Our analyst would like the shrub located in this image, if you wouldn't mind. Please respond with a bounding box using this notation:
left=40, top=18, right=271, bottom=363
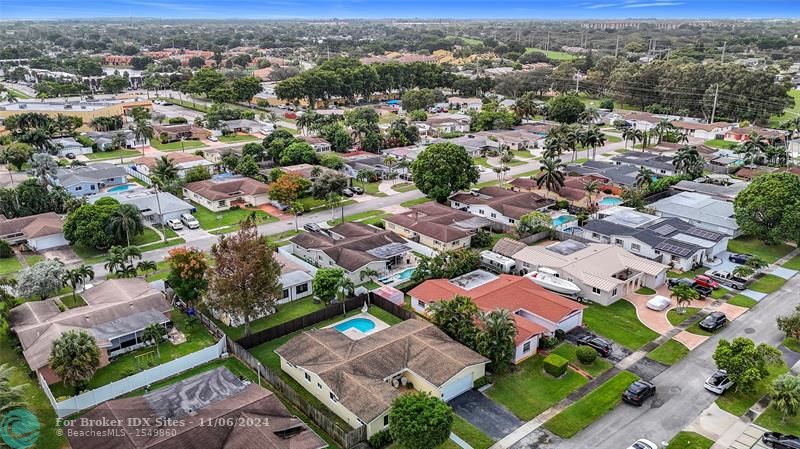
left=0, top=240, right=12, bottom=259
left=554, top=329, right=566, bottom=341
left=543, top=353, right=569, bottom=377
left=539, top=335, right=559, bottom=350
left=555, top=200, right=570, bottom=210
left=167, top=116, right=188, bottom=124
left=368, top=429, right=393, bottom=448
left=473, top=376, right=490, bottom=389
left=599, top=99, right=614, bottom=111
left=576, top=346, right=598, bottom=364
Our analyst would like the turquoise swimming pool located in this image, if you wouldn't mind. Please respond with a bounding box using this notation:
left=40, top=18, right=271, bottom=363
left=599, top=196, right=623, bottom=207
left=108, top=184, right=132, bottom=193
left=379, top=267, right=415, bottom=284
left=335, top=317, right=376, bottom=333
left=552, top=215, right=577, bottom=227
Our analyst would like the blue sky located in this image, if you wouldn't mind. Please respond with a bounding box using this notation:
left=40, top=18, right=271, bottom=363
left=1, top=0, right=799, bottom=20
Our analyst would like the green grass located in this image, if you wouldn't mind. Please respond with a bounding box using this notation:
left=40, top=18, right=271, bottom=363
left=392, top=182, right=417, bottom=193
left=85, top=149, right=141, bottom=160
left=60, top=293, right=87, bottom=309
left=728, top=294, right=758, bottom=308
left=543, top=371, right=639, bottom=438
left=474, top=157, right=493, bottom=168
left=156, top=97, right=210, bottom=112
left=130, top=227, right=162, bottom=246
left=782, top=254, right=800, bottom=270
left=711, top=288, right=729, bottom=299
left=703, top=139, right=739, bottom=150
left=5, top=86, right=32, bottom=99
left=49, top=311, right=215, bottom=398
left=190, top=202, right=275, bottom=231
left=604, top=135, right=622, bottom=143
left=25, top=254, right=44, bottom=266
left=749, top=274, right=786, bottom=294
left=583, top=300, right=659, bottom=350
left=137, top=237, right=186, bottom=251
left=366, top=305, right=403, bottom=325
left=667, top=431, right=714, bottom=449
left=355, top=180, right=387, bottom=197
left=218, top=134, right=258, bottom=143
left=551, top=342, right=613, bottom=377
left=667, top=307, right=700, bottom=326
left=716, top=363, right=788, bottom=416
left=728, top=236, right=793, bottom=264
left=667, top=266, right=707, bottom=279
left=327, top=210, right=386, bottom=226
left=0, top=256, right=22, bottom=275
left=214, top=296, right=326, bottom=341
left=756, top=402, right=800, bottom=435
left=401, top=197, right=433, bottom=207
left=635, top=287, right=656, bottom=295
left=647, top=339, right=689, bottom=366
left=685, top=320, right=714, bottom=337
left=769, top=89, right=800, bottom=127
left=151, top=139, right=207, bottom=151
left=448, top=35, right=484, bottom=46
left=784, top=337, right=800, bottom=353
left=525, top=47, right=577, bottom=61
left=451, top=415, right=495, bottom=449
left=573, top=158, right=589, bottom=165
left=295, top=196, right=356, bottom=213
left=486, top=354, right=588, bottom=420
left=512, top=150, right=533, bottom=159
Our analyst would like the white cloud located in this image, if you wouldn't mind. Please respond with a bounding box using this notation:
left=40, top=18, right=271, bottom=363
left=622, top=1, right=684, bottom=7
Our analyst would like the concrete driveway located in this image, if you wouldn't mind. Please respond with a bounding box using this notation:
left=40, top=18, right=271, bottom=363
left=449, top=390, right=523, bottom=440
left=564, top=327, right=633, bottom=363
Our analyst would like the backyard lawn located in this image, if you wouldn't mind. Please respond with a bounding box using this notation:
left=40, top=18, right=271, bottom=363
left=218, top=134, right=258, bottom=143
left=716, top=363, right=788, bottom=416
left=0, top=257, right=22, bottom=275
left=60, top=293, right=87, bottom=309
left=525, top=47, right=576, bottom=61
left=486, top=354, right=588, bottom=420
left=85, top=149, right=141, bottom=160
left=749, top=274, right=786, bottom=294
left=551, top=342, right=613, bottom=377
left=401, top=197, right=433, bottom=208
left=728, top=294, right=758, bottom=308
left=214, top=297, right=326, bottom=341
left=583, top=300, right=659, bottom=350
left=667, top=308, right=700, bottom=326
left=702, top=139, right=739, bottom=150
left=151, top=139, right=207, bottom=152
left=190, top=202, right=275, bottom=231
left=130, top=227, right=162, bottom=246
left=783, top=254, right=800, bottom=270
left=647, top=339, right=689, bottom=366
left=543, top=370, right=639, bottom=438
left=727, top=236, right=794, bottom=264
left=667, top=431, right=714, bottom=449
left=452, top=415, right=495, bottom=449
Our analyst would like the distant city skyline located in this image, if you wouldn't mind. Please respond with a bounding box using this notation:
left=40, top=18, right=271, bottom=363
left=2, top=0, right=799, bottom=20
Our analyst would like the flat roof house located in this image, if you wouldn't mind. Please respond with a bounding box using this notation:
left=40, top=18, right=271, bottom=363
left=67, top=367, right=327, bottom=449
left=383, top=202, right=491, bottom=251
left=671, top=179, right=748, bottom=202
left=300, top=136, right=333, bottom=153
left=8, top=278, right=170, bottom=384
left=409, top=270, right=585, bottom=364
left=432, top=134, right=495, bottom=157
left=220, top=118, right=271, bottom=134
left=131, top=152, right=214, bottom=181
left=649, top=191, right=740, bottom=237
left=671, top=121, right=732, bottom=140
left=449, top=186, right=554, bottom=231
left=183, top=175, right=270, bottom=212
left=497, top=239, right=668, bottom=306
left=565, top=160, right=639, bottom=187
left=50, top=163, right=128, bottom=197
left=289, top=222, right=415, bottom=283
left=276, top=319, right=488, bottom=437
left=611, top=151, right=676, bottom=177
left=0, top=212, right=68, bottom=251
left=724, top=126, right=787, bottom=143
left=152, top=123, right=210, bottom=142
left=84, top=130, right=140, bottom=149
left=91, top=189, right=194, bottom=225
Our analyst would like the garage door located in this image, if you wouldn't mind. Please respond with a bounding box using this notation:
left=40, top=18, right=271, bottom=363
left=442, top=373, right=474, bottom=402
left=558, top=311, right=583, bottom=332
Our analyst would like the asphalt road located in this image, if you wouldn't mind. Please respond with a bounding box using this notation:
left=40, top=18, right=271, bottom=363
left=511, top=274, right=800, bottom=449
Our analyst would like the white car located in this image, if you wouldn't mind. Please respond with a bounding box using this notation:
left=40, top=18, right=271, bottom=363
left=627, top=439, right=658, bottom=449
left=208, top=135, right=219, bottom=142
left=180, top=213, right=200, bottom=229
left=166, top=218, right=183, bottom=231
left=704, top=369, right=735, bottom=394
left=646, top=295, right=671, bottom=311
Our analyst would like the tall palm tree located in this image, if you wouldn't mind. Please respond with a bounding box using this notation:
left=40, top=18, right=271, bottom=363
left=137, top=260, right=157, bottom=278
left=632, top=128, right=644, bottom=150
left=579, top=107, right=600, bottom=125
left=383, top=156, right=398, bottom=183
left=360, top=268, right=379, bottom=283
left=133, top=119, right=154, bottom=156
left=107, top=203, right=144, bottom=247
left=622, top=127, right=636, bottom=150
left=0, top=363, right=26, bottom=414
left=769, top=374, right=800, bottom=420
left=583, top=179, right=601, bottom=215
left=61, top=265, right=94, bottom=304
left=671, top=284, right=699, bottom=314
left=30, top=153, right=58, bottom=186
left=536, top=157, right=566, bottom=199
left=335, top=275, right=355, bottom=314
left=104, top=246, right=126, bottom=273
left=635, top=167, right=655, bottom=187
left=152, top=156, right=179, bottom=186
left=141, top=323, right=165, bottom=359
left=673, top=146, right=704, bottom=179
left=477, top=309, right=516, bottom=373
left=49, top=330, right=101, bottom=394
left=584, top=126, right=606, bottom=160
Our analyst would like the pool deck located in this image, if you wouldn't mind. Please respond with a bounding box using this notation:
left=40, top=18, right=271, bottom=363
left=327, top=311, right=390, bottom=340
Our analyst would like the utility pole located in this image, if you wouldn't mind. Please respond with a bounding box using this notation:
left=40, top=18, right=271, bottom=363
left=615, top=36, right=620, bottom=58
left=710, top=84, right=720, bottom=123
left=575, top=74, right=580, bottom=93
left=546, top=32, right=550, bottom=52
left=720, top=41, right=727, bottom=64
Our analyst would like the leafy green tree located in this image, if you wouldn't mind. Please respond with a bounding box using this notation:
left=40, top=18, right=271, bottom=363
left=547, top=94, right=585, bottom=124
left=321, top=124, right=353, bottom=152
left=49, top=330, right=101, bottom=394
left=401, top=89, right=437, bottom=112
left=184, top=166, right=212, bottom=183
left=0, top=142, right=33, bottom=184
left=777, top=305, right=800, bottom=340
left=280, top=142, right=318, bottom=166
left=713, top=337, right=782, bottom=393
left=188, top=67, right=226, bottom=97
left=770, top=374, right=800, bottom=419
left=0, top=363, right=26, bottom=414
left=516, top=210, right=552, bottom=237
left=312, top=268, right=347, bottom=304
left=166, top=246, right=209, bottom=305
left=734, top=173, right=800, bottom=244
left=235, top=155, right=260, bottom=177
left=411, top=249, right=480, bottom=283
left=242, top=142, right=267, bottom=162
left=64, top=197, right=123, bottom=248
left=410, top=142, right=479, bottom=203
left=429, top=295, right=480, bottom=349
left=389, top=392, right=453, bottom=449
left=319, top=153, right=345, bottom=170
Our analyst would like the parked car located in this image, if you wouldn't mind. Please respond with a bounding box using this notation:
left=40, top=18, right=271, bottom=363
left=729, top=253, right=753, bottom=264
left=762, top=432, right=800, bottom=449
left=166, top=218, right=183, bottom=231
left=180, top=213, right=200, bottom=229
left=65, top=153, right=76, bottom=160
left=699, top=311, right=728, bottom=332
left=667, top=278, right=695, bottom=289
left=208, top=135, right=219, bottom=142
left=627, top=439, right=658, bottom=449
left=576, top=335, right=613, bottom=357
left=646, top=295, right=671, bottom=311
left=705, top=270, right=748, bottom=290
left=350, top=186, right=364, bottom=195
left=694, top=284, right=713, bottom=298
left=704, top=369, right=734, bottom=394
left=304, top=223, right=322, bottom=233
left=694, top=275, right=720, bottom=290
left=272, top=200, right=289, bottom=211
left=622, top=380, right=656, bottom=406
left=341, top=188, right=355, bottom=197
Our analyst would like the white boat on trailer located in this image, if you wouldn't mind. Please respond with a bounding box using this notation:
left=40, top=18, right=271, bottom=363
left=525, top=267, right=582, bottom=296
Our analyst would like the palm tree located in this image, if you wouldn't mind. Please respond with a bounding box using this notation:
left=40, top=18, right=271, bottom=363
left=673, top=146, right=704, bottom=178
left=137, top=260, right=157, bottom=278
left=622, top=127, right=636, bottom=150
left=584, top=126, right=606, bottom=160
left=30, top=153, right=58, bottom=186
left=583, top=179, right=601, bottom=215
left=133, top=119, right=154, bottom=156
left=632, top=129, right=644, bottom=150
left=536, top=157, right=566, bottom=199
left=770, top=374, right=800, bottom=420
left=152, top=156, right=179, bottom=186
left=383, top=156, right=398, bottom=183
left=104, top=246, right=125, bottom=273
left=653, top=120, right=674, bottom=144
left=579, top=107, right=600, bottom=125
left=477, top=309, right=516, bottom=373
left=111, top=131, right=127, bottom=150
left=107, top=203, right=144, bottom=247
left=49, top=330, right=101, bottom=394
left=671, top=284, right=699, bottom=314
left=0, top=363, right=26, bottom=414
left=765, top=145, right=789, bottom=167
left=360, top=268, right=379, bottom=283
left=141, top=323, right=165, bottom=359
left=264, top=111, right=279, bottom=130
left=115, top=263, right=139, bottom=279
left=61, top=265, right=94, bottom=304
left=635, top=167, right=655, bottom=187
left=335, top=276, right=356, bottom=314
left=733, top=256, right=768, bottom=279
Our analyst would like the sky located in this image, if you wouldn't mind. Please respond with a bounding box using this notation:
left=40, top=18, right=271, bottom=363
left=1, top=0, right=800, bottom=20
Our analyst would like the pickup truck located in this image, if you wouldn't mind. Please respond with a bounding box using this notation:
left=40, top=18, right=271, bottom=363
left=704, top=270, right=748, bottom=290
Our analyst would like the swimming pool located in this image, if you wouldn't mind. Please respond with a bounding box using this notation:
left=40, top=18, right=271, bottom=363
left=108, top=184, right=132, bottom=193
left=334, top=317, right=376, bottom=333
left=552, top=215, right=577, bottom=227
left=378, top=267, right=415, bottom=284
left=599, top=196, right=623, bottom=207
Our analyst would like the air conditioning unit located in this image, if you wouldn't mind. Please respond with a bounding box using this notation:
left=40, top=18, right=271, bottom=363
left=391, top=378, right=400, bottom=388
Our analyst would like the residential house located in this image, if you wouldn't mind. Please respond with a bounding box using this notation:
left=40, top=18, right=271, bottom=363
left=383, top=145, right=424, bottom=162
left=671, top=179, right=748, bottom=202
left=131, top=152, right=214, bottom=180
left=581, top=206, right=729, bottom=271
left=414, top=113, right=471, bottom=137
left=276, top=319, right=488, bottom=437
left=67, top=367, right=327, bottom=449
left=0, top=212, right=68, bottom=251
left=220, top=118, right=271, bottom=134
left=510, top=174, right=619, bottom=209
left=724, top=126, right=787, bottom=143
left=84, top=130, right=140, bottom=149
left=278, top=163, right=339, bottom=180
left=289, top=222, right=416, bottom=283
left=300, top=136, right=332, bottom=153
left=649, top=191, right=740, bottom=237
left=383, top=202, right=491, bottom=251
left=611, top=151, right=676, bottom=176
left=671, top=121, right=732, bottom=140
left=341, top=153, right=400, bottom=180
left=8, top=278, right=170, bottom=384
left=48, top=137, right=93, bottom=158
left=449, top=186, right=554, bottom=231
left=50, top=163, right=128, bottom=197
left=433, top=134, right=495, bottom=157
left=183, top=176, right=270, bottom=212
left=623, top=112, right=680, bottom=131
left=92, top=189, right=194, bottom=225
left=565, top=160, right=639, bottom=187
left=496, top=239, right=668, bottom=306
left=409, top=270, right=585, bottom=363
left=152, top=123, right=210, bottom=142
left=447, top=96, right=483, bottom=111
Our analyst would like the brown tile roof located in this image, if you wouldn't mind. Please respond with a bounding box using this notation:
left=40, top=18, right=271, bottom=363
left=492, top=237, right=527, bottom=258
left=132, top=152, right=207, bottom=170
left=0, top=212, right=63, bottom=239
left=671, top=121, right=731, bottom=131
left=276, top=319, right=488, bottom=423
left=384, top=202, right=482, bottom=243
left=184, top=177, right=268, bottom=201
left=727, top=126, right=787, bottom=139
left=450, top=187, right=554, bottom=220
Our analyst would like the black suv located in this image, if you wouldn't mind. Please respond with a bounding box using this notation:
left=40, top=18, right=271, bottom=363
left=729, top=253, right=753, bottom=264
left=576, top=335, right=613, bottom=357
left=763, top=432, right=800, bottom=449
left=622, top=380, right=656, bottom=406
left=667, top=278, right=711, bottom=298
left=303, top=223, right=322, bottom=233
left=699, top=312, right=728, bottom=332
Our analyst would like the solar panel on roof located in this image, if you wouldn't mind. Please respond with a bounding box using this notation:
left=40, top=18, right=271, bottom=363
left=655, top=242, right=693, bottom=257
left=652, top=224, right=677, bottom=236
left=366, top=243, right=412, bottom=259
left=685, top=227, right=721, bottom=240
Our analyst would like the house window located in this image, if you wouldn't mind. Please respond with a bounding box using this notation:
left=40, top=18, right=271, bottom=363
left=418, top=300, right=426, bottom=308
left=75, top=186, right=82, bottom=191
left=318, top=383, right=322, bottom=389
left=523, top=341, right=531, bottom=353
left=592, top=287, right=601, bottom=295
left=218, top=200, right=226, bottom=207
left=631, top=244, right=640, bottom=252
left=490, top=213, right=497, bottom=218
left=612, top=288, right=618, bottom=296
left=296, top=283, right=309, bottom=294
left=654, top=250, right=661, bottom=255
left=509, top=219, right=516, bottom=224
left=282, top=289, right=289, bottom=299
left=592, top=233, right=600, bottom=239
left=478, top=209, right=484, bottom=215
left=304, top=372, right=311, bottom=382
left=384, top=415, right=389, bottom=427
left=614, top=239, right=623, bottom=246
left=330, top=392, right=338, bottom=403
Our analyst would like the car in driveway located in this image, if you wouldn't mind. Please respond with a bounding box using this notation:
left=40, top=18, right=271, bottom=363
left=704, top=369, right=734, bottom=394
left=627, top=439, right=658, bottom=449
left=762, top=432, right=800, bottom=448
left=271, top=200, right=289, bottom=211
left=646, top=295, right=671, bottom=311
left=668, top=278, right=711, bottom=298
left=350, top=186, right=364, bottom=195
left=622, top=380, right=656, bottom=406
left=694, top=275, right=720, bottom=290
left=341, top=187, right=355, bottom=197
left=303, top=223, right=322, bottom=233
left=699, top=311, right=728, bottom=332
left=166, top=218, right=183, bottom=231
left=180, top=213, right=200, bottom=229
left=729, top=253, right=753, bottom=264
left=576, top=335, right=613, bottom=357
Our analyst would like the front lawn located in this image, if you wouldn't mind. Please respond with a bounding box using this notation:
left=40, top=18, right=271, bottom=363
left=486, top=354, right=588, bottom=420
left=392, top=182, right=417, bottom=193
left=647, top=339, right=689, bottom=366
left=543, top=371, right=639, bottom=438
left=583, top=300, right=659, bottom=350
left=551, top=342, right=613, bottom=377
left=685, top=321, right=714, bottom=337
left=667, top=431, right=714, bottom=449
left=703, top=139, right=739, bottom=150
left=190, top=202, right=275, bottom=231
left=783, top=254, right=800, bottom=270
left=667, top=266, right=707, bottom=279
left=451, top=414, right=494, bottom=449
left=711, top=288, right=729, bottom=299
left=749, top=274, right=786, bottom=294
left=512, top=150, right=533, bottom=159
left=401, top=197, right=433, bottom=208
left=0, top=257, right=22, bottom=275
left=784, top=337, right=800, bottom=353
left=635, top=287, right=656, bottom=295
left=215, top=297, right=326, bottom=341
left=130, top=227, right=162, bottom=246
left=755, top=402, right=800, bottom=436
left=716, top=363, right=788, bottom=416
left=328, top=210, right=386, bottom=226
left=474, top=157, right=493, bottom=168
left=728, top=236, right=793, bottom=264
left=667, top=308, right=700, bottom=326
left=355, top=180, right=387, bottom=197
left=151, top=139, right=207, bottom=152
left=60, top=293, right=87, bottom=309
left=218, top=134, right=258, bottom=143
left=85, top=149, right=141, bottom=160
left=728, top=294, right=758, bottom=308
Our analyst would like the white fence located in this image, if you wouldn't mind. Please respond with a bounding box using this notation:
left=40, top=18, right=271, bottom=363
left=278, top=245, right=318, bottom=275
left=403, top=239, right=438, bottom=257
left=124, top=164, right=152, bottom=185
left=40, top=337, right=227, bottom=418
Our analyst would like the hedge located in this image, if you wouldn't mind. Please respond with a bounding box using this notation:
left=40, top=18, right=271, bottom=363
left=543, top=353, right=569, bottom=377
